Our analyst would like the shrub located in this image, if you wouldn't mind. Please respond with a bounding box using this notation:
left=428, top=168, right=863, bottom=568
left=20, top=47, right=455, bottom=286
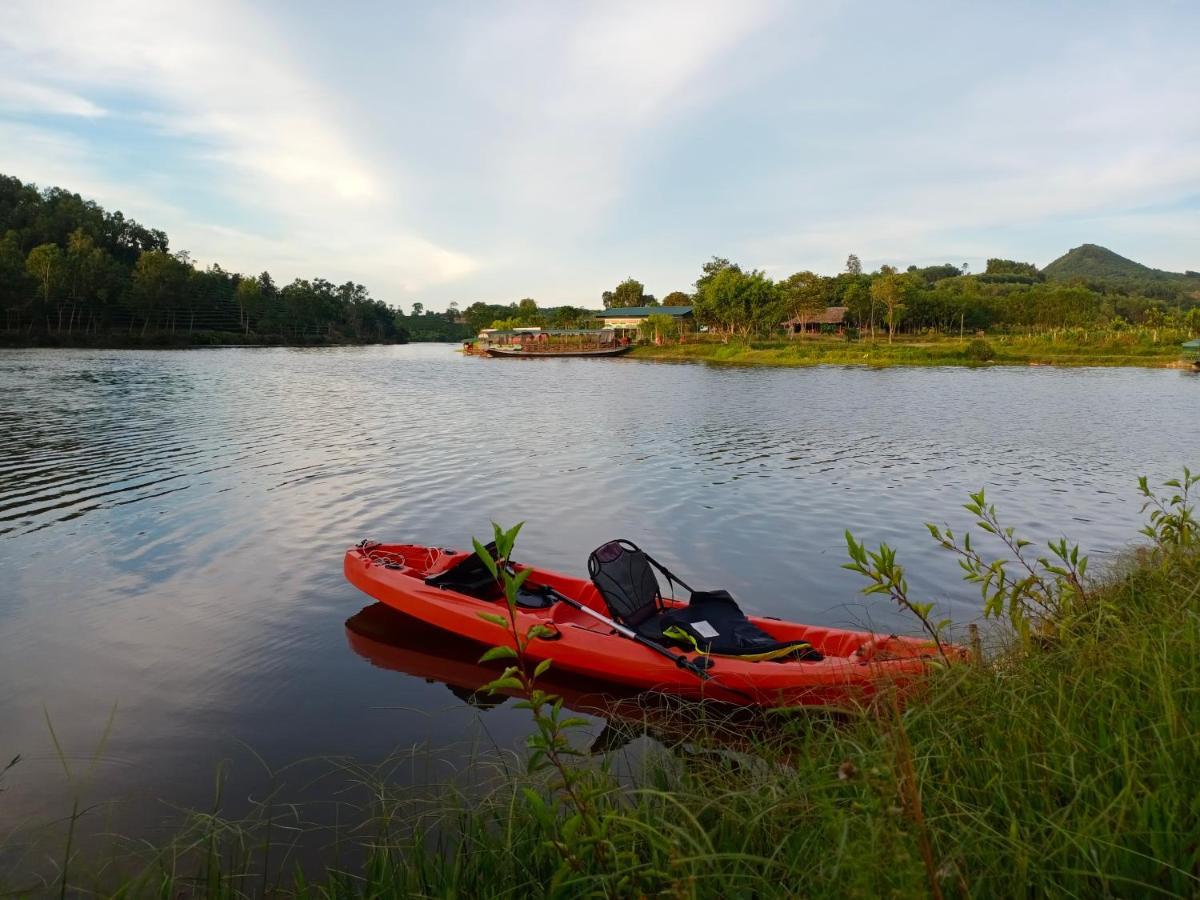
left=964, top=338, right=996, bottom=362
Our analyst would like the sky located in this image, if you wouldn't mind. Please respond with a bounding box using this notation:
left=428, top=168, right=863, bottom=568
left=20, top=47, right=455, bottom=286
left=1, top=0, right=1197, bottom=311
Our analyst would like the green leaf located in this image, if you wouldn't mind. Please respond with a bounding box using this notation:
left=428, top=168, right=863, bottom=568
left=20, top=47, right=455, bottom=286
left=521, top=787, right=552, bottom=826
left=477, top=611, right=508, bottom=627
left=482, top=676, right=524, bottom=693
left=471, top=538, right=499, bottom=578
left=534, top=658, right=553, bottom=678
left=478, top=645, right=517, bottom=663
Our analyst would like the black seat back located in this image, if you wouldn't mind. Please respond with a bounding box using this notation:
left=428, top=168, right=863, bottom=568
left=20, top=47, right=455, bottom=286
left=588, top=540, right=662, bottom=626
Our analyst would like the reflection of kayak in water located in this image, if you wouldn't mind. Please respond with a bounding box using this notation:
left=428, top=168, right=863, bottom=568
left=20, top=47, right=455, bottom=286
left=345, top=601, right=645, bottom=713
left=344, top=603, right=764, bottom=755
left=344, top=542, right=956, bottom=708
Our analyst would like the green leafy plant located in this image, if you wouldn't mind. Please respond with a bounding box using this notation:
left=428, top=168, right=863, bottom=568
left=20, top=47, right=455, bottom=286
left=847, top=488, right=1091, bottom=648
left=843, top=534, right=950, bottom=658
left=1139, top=467, right=1198, bottom=549
left=927, top=490, right=1089, bottom=643
left=471, top=523, right=613, bottom=883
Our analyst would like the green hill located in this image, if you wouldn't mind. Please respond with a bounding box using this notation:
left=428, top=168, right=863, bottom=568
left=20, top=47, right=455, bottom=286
left=1043, top=243, right=1196, bottom=283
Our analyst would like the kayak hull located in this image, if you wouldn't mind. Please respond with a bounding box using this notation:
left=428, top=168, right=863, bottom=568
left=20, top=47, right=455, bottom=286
left=343, top=543, right=954, bottom=707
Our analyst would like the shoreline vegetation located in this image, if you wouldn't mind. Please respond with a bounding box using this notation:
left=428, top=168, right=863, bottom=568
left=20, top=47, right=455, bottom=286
left=4, top=473, right=1198, bottom=897
left=5, top=173, right=1199, bottom=357
left=630, top=331, right=1195, bottom=369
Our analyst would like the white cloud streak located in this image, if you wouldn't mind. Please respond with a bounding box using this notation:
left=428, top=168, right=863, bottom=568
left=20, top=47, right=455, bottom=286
left=0, top=80, right=106, bottom=118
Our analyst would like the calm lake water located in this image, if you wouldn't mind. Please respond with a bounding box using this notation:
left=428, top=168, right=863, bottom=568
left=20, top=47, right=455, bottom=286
left=1, top=345, right=1196, bottom=839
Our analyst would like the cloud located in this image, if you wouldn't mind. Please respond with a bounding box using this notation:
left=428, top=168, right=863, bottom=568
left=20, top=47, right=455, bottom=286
left=456, top=0, right=786, bottom=223
left=744, top=25, right=1200, bottom=276
left=0, top=121, right=182, bottom=220
left=0, top=0, right=473, bottom=294
left=0, top=2, right=1194, bottom=301
left=0, top=81, right=106, bottom=118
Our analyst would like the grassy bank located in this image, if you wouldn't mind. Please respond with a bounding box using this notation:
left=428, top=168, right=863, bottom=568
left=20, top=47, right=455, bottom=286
left=6, top=479, right=1199, bottom=897
left=631, top=332, right=1193, bottom=369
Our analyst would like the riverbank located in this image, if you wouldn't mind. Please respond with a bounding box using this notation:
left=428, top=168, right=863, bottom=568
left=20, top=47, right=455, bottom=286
left=7, top=474, right=1198, bottom=897
left=631, top=333, right=1192, bottom=368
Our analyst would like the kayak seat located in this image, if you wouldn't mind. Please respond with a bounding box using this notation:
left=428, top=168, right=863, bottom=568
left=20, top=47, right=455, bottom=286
left=425, top=544, right=554, bottom=609
left=588, top=540, right=822, bottom=662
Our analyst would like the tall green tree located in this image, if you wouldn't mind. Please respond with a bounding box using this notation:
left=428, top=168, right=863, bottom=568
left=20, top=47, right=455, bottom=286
left=662, top=291, right=691, bottom=306
left=695, top=268, right=779, bottom=340
left=25, top=242, right=63, bottom=329
left=607, top=277, right=646, bottom=308
left=870, top=272, right=917, bottom=343
left=694, top=257, right=741, bottom=296
left=234, top=275, right=264, bottom=334
left=131, top=249, right=190, bottom=335
left=550, top=305, right=592, bottom=328
left=0, top=230, right=30, bottom=328
left=779, top=271, right=828, bottom=332
left=516, top=298, right=539, bottom=322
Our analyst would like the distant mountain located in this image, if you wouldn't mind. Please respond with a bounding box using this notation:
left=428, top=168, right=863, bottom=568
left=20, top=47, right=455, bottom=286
left=1043, top=244, right=1197, bottom=284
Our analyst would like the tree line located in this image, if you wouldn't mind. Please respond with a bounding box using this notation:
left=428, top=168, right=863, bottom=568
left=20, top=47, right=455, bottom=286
left=1, top=174, right=405, bottom=344
left=639, top=254, right=1200, bottom=341
left=462, top=256, right=1200, bottom=345
left=6, top=172, right=1196, bottom=347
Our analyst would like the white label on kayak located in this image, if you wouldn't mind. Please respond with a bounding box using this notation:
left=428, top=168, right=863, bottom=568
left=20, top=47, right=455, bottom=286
left=691, top=620, right=719, bottom=639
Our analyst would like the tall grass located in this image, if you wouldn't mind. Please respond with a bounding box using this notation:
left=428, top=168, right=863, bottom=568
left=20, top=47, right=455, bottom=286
left=5, top=485, right=1200, bottom=897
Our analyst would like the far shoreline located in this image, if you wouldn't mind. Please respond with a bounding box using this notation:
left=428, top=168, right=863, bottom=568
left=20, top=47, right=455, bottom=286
left=629, top=336, right=1195, bottom=371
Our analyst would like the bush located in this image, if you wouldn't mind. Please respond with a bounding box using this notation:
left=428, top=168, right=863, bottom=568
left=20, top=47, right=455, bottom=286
left=964, top=338, right=996, bottom=362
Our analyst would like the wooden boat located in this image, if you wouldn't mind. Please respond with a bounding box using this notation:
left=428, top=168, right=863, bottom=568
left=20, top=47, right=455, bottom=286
left=344, top=542, right=956, bottom=707
left=484, top=345, right=632, bottom=359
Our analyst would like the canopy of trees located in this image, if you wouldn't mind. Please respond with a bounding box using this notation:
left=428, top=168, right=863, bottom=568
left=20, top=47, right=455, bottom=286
left=602, top=277, right=657, bottom=308
left=684, top=252, right=1198, bottom=339
left=0, top=173, right=405, bottom=343
left=460, top=299, right=598, bottom=334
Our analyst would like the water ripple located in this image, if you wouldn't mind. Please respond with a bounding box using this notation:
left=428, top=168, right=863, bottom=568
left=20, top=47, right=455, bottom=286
left=0, top=346, right=1196, bottom=836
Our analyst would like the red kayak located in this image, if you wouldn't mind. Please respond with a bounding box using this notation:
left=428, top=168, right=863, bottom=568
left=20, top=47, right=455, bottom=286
left=343, top=541, right=954, bottom=707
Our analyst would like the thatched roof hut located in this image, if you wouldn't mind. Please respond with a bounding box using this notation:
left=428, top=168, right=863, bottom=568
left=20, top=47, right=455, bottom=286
left=782, top=306, right=848, bottom=333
